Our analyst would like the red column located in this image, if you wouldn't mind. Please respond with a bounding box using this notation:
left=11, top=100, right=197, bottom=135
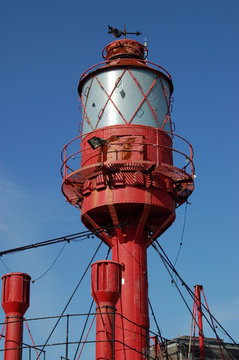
left=91, top=260, right=122, bottom=360
left=194, top=285, right=205, bottom=360
left=1, top=273, right=31, bottom=360
left=112, top=227, right=149, bottom=360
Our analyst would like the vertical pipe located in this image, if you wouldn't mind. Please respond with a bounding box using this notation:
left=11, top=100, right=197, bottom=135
left=165, top=339, right=168, bottom=360
left=194, top=285, right=205, bottom=360
left=156, top=129, right=159, bottom=167
left=112, top=310, right=115, bottom=360
left=152, top=336, right=158, bottom=359
left=91, top=261, right=122, bottom=360
left=112, top=226, right=149, bottom=360
left=64, top=147, right=67, bottom=178
left=65, top=314, right=69, bottom=360
left=1, top=273, right=31, bottom=360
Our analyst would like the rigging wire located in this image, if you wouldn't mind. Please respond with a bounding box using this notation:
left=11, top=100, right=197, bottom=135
left=1, top=220, right=236, bottom=357
left=0, top=230, right=91, bottom=256
left=24, top=319, right=41, bottom=360
left=37, top=240, right=104, bottom=359
left=201, top=289, right=226, bottom=360
left=153, top=241, right=229, bottom=359
left=152, top=241, right=196, bottom=325
left=148, top=298, right=172, bottom=360
left=172, top=201, right=188, bottom=274
left=173, top=267, right=236, bottom=345
left=155, top=238, right=237, bottom=345
left=32, top=242, right=68, bottom=283
left=152, top=239, right=236, bottom=359
left=32, top=233, right=99, bottom=283
left=148, top=298, right=163, bottom=342
left=0, top=224, right=116, bottom=257
left=73, top=246, right=111, bottom=360
left=73, top=299, right=94, bottom=360
left=0, top=257, right=12, bottom=272
left=0, top=339, right=155, bottom=360
left=76, top=314, right=96, bottom=360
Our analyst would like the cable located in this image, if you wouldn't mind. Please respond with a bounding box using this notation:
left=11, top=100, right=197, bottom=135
left=169, top=249, right=238, bottom=348
left=148, top=298, right=173, bottom=360
left=105, top=246, right=111, bottom=259
left=152, top=240, right=237, bottom=358
left=0, top=323, right=5, bottom=344
left=0, top=224, right=117, bottom=257
left=158, top=238, right=237, bottom=351
left=148, top=298, right=163, bottom=342
left=32, top=242, right=68, bottom=283
left=172, top=202, right=188, bottom=272
left=37, top=240, right=103, bottom=359
left=0, top=230, right=91, bottom=256
left=152, top=242, right=225, bottom=358
left=24, top=319, right=41, bottom=359
left=0, top=257, right=12, bottom=272
left=76, top=314, right=96, bottom=360
left=73, top=300, right=94, bottom=360
left=152, top=241, right=196, bottom=324
left=73, top=246, right=110, bottom=360
left=0, top=339, right=154, bottom=360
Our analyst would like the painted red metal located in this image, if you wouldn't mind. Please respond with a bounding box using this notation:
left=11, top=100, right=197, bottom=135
left=1, top=272, right=31, bottom=360
left=194, top=285, right=205, bottom=360
left=91, top=260, right=122, bottom=360
left=61, top=38, right=195, bottom=359
left=102, top=39, right=146, bottom=60
left=111, top=226, right=149, bottom=359
left=61, top=124, right=194, bottom=240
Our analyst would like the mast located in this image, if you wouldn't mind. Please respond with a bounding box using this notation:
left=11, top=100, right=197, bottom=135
left=194, top=285, right=205, bottom=360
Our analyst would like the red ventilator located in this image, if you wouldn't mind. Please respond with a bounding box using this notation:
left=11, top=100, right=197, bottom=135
left=91, top=260, right=122, bottom=360
left=2, top=272, right=31, bottom=360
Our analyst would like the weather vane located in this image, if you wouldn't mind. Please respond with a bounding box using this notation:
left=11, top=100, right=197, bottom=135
left=108, top=25, right=142, bottom=39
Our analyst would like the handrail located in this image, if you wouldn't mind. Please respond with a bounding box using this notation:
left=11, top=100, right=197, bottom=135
left=0, top=311, right=166, bottom=341
left=78, top=59, right=172, bottom=84
left=61, top=147, right=194, bottom=180
left=61, top=130, right=195, bottom=180
left=145, top=60, right=172, bottom=80
left=79, top=61, right=108, bottom=81
left=60, top=150, right=82, bottom=178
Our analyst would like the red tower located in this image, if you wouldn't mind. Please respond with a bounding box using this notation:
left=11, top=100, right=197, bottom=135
left=61, top=36, right=194, bottom=359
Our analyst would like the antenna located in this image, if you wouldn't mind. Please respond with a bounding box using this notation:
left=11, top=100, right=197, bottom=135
left=108, top=25, right=142, bottom=39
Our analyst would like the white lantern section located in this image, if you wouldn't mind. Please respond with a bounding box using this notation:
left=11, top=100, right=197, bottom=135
left=81, top=67, right=171, bottom=135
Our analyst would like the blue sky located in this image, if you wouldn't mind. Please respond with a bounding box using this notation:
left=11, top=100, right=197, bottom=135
left=1, top=0, right=239, bottom=358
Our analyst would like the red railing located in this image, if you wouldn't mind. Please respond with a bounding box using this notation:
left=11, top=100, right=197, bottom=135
left=60, top=129, right=195, bottom=181
left=79, top=59, right=172, bottom=82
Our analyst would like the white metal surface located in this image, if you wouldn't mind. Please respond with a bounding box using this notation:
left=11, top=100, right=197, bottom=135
left=81, top=68, right=171, bottom=134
